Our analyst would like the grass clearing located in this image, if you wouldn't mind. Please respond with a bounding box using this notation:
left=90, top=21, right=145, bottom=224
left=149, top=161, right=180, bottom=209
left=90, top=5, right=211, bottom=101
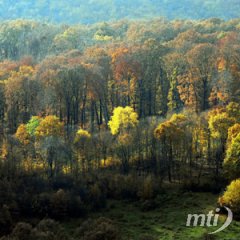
left=64, top=190, right=240, bottom=239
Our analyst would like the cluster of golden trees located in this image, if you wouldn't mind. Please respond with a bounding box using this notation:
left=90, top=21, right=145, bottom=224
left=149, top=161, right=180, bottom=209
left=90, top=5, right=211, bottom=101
left=3, top=101, right=236, bottom=187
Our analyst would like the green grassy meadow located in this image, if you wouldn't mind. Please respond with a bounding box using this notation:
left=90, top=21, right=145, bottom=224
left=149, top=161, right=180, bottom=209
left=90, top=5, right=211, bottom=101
left=64, top=191, right=240, bottom=240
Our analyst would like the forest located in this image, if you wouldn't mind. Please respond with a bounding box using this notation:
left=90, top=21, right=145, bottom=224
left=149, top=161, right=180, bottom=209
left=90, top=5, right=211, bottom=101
left=0, top=16, right=240, bottom=240
left=0, top=0, right=240, bottom=23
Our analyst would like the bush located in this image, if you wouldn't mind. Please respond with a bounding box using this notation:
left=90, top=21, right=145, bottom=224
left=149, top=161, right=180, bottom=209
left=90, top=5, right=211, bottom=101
left=122, top=175, right=138, bottom=199
left=0, top=236, right=17, bottom=240
left=52, top=175, right=74, bottom=190
left=36, top=219, right=60, bottom=233
left=0, top=180, right=15, bottom=207
left=29, top=229, right=55, bottom=240
left=0, top=205, right=13, bottom=236
left=67, top=194, right=85, bottom=218
left=75, top=217, right=120, bottom=240
left=107, top=174, right=139, bottom=200
left=107, top=174, right=158, bottom=200
left=34, top=219, right=69, bottom=240
left=31, top=189, right=86, bottom=219
left=181, top=176, right=224, bottom=193
left=32, top=192, right=52, bottom=218
left=11, top=222, right=32, bottom=240
left=107, top=174, right=125, bottom=199
left=2, top=219, right=69, bottom=240
left=88, top=183, right=106, bottom=210
left=51, top=189, right=68, bottom=219
left=138, top=176, right=155, bottom=200
left=219, top=179, right=240, bottom=215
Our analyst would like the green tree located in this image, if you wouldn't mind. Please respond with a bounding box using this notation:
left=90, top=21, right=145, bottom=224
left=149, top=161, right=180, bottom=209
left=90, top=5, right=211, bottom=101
left=26, top=116, right=41, bottom=136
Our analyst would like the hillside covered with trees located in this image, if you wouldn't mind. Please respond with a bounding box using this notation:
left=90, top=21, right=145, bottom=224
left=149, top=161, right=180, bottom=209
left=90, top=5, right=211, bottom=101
left=0, top=0, right=240, bottom=23
left=0, top=10, right=240, bottom=240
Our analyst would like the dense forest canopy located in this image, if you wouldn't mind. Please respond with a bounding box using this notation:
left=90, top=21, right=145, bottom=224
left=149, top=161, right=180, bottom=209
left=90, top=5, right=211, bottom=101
left=0, top=17, right=239, bottom=184
left=0, top=17, right=239, bottom=130
left=0, top=0, right=240, bottom=23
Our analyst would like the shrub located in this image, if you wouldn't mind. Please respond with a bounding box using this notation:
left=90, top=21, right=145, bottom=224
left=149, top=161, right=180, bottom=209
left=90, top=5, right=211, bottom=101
left=88, top=183, right=106, bottom=210
left=0, top=236, right=17, bottom=240
left=219, top=179, right=240, bottom=215
left=138, top=176, right=155, bottom=200
left=67, top=194, right=85, bottom=217
left=107, top=174, right=153, bottom=200
left=0, top=180, right=15, bottom=207
left=32, top=193, right=52, bottom=218
left=32, top=189, right=86, bottom=219
left=0, top=205, right=13, bottom=236
left=52, top=175, right=74, bottom=190
left=121, top=175, right=138, bottom=199
left=11, top=222, right=32, bottom=240
left=2, top=219, right=69, bottom=240
left=34, top=219, right=69, bottom=240
left=75, top=217, right=120, bottom=240
left=29, top=229, right=55, bottom=240
left=107, top=174, right=125, bottom=199
left=51, top=189, right=68, bottom=219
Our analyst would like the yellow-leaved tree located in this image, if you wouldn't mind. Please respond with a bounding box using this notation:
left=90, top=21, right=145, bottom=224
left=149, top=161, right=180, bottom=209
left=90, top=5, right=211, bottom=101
left=108, top=106, right=138, bottom=135
left=108, top=106, right=138, bottom=173
left=15, top=124, right=30, bottom=145
left=34, top=115, right=65, bottom=178
left=154, top=113, right=191, bottom=182
left=219, top=179, right=240, bottom=214
left=208, top=108, right=237, bottom=178
left=224, top=131, right=240, bottom=180
left=35, top=115, right=64, bottom=138
left=208, top=112, right=235, bottom=141
left=75, top=129, right=91, bottom=142
left=15, top=117, right=42, bottom=171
